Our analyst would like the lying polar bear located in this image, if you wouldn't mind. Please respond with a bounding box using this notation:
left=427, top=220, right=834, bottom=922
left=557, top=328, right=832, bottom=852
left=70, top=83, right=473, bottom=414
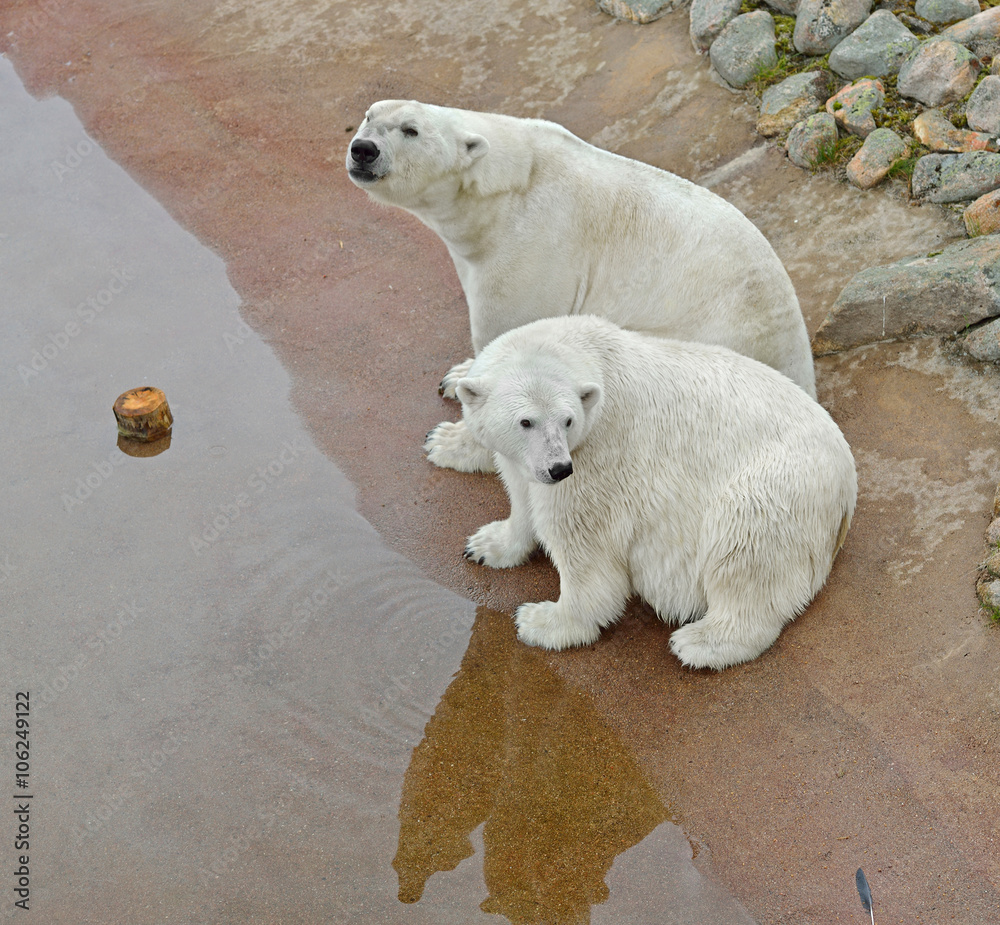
left=346, top=99, right=816, bottom=473
left=456, top=316, right=855, bottom=670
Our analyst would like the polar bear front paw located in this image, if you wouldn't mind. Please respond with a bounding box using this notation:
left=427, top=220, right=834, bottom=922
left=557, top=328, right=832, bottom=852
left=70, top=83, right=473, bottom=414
left=424, top=421, right=497, bottom=473
left=515, top=602, right=602, bottom=651
left=439, top=357, right=475, bottom=399
left=464, top=520, right=535, bottom=569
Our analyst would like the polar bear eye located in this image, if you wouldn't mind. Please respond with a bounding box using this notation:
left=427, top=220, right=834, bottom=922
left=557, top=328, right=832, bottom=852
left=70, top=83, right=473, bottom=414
left=565, top=418, right=573, bottom=428
left=520, top=419, right=532, bottom=429
left=401, top=126, right=419, bottom=138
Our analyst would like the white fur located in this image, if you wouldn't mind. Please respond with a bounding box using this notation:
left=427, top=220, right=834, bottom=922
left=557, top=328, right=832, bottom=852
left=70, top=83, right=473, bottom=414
left=347, top=100, right=817, bottom=473
left=456, top=316, right=856, bottom=670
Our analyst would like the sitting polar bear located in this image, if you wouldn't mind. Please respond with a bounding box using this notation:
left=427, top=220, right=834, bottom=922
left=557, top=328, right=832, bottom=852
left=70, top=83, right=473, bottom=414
left=456, top=316, right=856, bottom=670
left=346, top=100, right=816, bottom=474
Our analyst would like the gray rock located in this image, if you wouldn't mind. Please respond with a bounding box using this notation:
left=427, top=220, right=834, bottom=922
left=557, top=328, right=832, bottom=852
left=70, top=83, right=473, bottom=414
left=597, top=0, right=679, bottom=21
left=709, top=11, right=778, bottom=89
left=756, top=71, right=832, bottom=137
left=898, top=12, right=935, bottom=35
left=828, top=11, right=919, bottom=79
left=896, top=40, right=982, bottom=107
left=966, top=75, right=1000, bottom=134
left=826, top=78, right=885, bottom=137
left=977, top=575, right=1000, bottom=611
left=845, top=127, right=909, bottom=188
left=690, top=0, right=744, bottom=52
left=812, top=236, right=1000, bottom=354
left=762, top=0, right=799, bottom=13
left=964, top=317, right=1000, bottom=361
left=793, top=0, right=873, bottom=55
left=914, top=0, right=981, bottom=24
left=786, top=111, right=839, bottom=168
left=940, top=6, right=1000, bottom=46
left=964, top=188, right=1000, bottom=236
left=911, top=151, right=1000, bottom=202
left=912, top=108, right=1000, bottom=153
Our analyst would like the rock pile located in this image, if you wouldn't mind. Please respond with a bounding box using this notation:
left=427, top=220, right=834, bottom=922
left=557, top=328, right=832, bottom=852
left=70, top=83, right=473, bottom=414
left=976, top=485, right=1000, bottom=619
left=689, top=0, right=1000, bottom=221
left=599, top=0, right=1000, bottom=365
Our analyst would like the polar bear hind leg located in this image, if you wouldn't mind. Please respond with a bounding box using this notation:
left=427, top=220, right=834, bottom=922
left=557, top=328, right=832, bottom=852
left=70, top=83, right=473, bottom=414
left=668, top=490, right=833, bottom=670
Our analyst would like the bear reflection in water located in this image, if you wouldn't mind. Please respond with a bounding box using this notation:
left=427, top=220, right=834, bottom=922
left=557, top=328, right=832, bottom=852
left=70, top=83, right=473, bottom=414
left=393, top=607, right=673, bottom=923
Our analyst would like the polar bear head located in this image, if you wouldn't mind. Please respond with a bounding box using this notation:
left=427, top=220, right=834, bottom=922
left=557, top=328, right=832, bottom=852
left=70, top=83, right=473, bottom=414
left=456, top=355, right=603, bottom=485
left=345, top=100, right=492, bottom=207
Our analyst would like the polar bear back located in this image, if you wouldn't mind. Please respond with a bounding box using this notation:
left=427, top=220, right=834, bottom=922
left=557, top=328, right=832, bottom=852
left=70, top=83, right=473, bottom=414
left=348, top=101, right=815, bottom=398
left=474, top=315, right=855, bottom=613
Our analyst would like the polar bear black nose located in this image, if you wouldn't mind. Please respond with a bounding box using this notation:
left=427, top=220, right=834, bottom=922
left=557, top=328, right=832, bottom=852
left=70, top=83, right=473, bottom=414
left=350, top=139, right=380, bottom=165
left=549, top=462, right=573, bottom=482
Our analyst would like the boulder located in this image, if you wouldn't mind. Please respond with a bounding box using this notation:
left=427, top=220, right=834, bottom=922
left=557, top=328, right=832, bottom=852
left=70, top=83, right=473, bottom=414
left=756, top=70, right=833, bottom=136
left=911, top=151, right=1000, bottom=202
left=977, top=576, right=1000, bottom=611
left=793, top=0, right=873, bottom=55
left=710, top=11, right=778, bottom=88
left=828, top=10, right=919, bottom=79
left=966, top=75, right=1000, bottom=135
left=911, top=109, right=1000, bottom=153
left=845, top=127, right=910, bottom=188
left=812, top=236, right=1000, bottom=354
left=897, top=40, right=981, bottom=107
left=964, top=317, right=1000, bottom=361
left=690, top=0, right=744, bottom=52
left=826, top=78, right=885, bottom=137
left=940, top=6, right=1000, bottom=46
left=597, top=0, right=679, bottom=21
left=762, top=0, right=799, bottom=13
left=964, top=188, right=1000, bottom=236
left=914, top=0, right=981, bottom=24
left=786, top=111, right=839, bottom=167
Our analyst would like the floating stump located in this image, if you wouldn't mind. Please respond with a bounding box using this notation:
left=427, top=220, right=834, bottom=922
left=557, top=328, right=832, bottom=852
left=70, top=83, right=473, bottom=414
left=113, top=386, right=173, bottom=442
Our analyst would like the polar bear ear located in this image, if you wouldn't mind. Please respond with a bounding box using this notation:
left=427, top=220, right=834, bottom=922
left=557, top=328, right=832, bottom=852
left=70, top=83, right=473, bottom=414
left=460, top=133, right=489, bottom=166
left=455, top=377, right=488, bottom=407
left=579, top=383, right=602, bottom=413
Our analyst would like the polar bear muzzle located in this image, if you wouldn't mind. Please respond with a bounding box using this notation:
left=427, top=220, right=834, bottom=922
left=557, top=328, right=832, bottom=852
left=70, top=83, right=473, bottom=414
left=348, top=138, right=381, bottom=182
left=549, top=461, right=573, bottom=482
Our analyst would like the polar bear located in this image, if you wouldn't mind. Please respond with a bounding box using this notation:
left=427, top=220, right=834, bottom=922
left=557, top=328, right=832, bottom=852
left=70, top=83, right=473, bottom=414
left=456, top=316, right=855, bottom=670
left=346, top=100, right=816, bottom=474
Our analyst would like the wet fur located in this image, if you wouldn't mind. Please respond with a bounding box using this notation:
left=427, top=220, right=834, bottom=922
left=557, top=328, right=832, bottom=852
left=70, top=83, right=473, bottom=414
left=458, top=316, right=856, bottom=670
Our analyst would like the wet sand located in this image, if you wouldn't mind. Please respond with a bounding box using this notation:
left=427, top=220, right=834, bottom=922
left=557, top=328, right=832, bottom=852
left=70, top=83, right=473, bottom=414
left=2, top=0, right=1000, bottom=922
